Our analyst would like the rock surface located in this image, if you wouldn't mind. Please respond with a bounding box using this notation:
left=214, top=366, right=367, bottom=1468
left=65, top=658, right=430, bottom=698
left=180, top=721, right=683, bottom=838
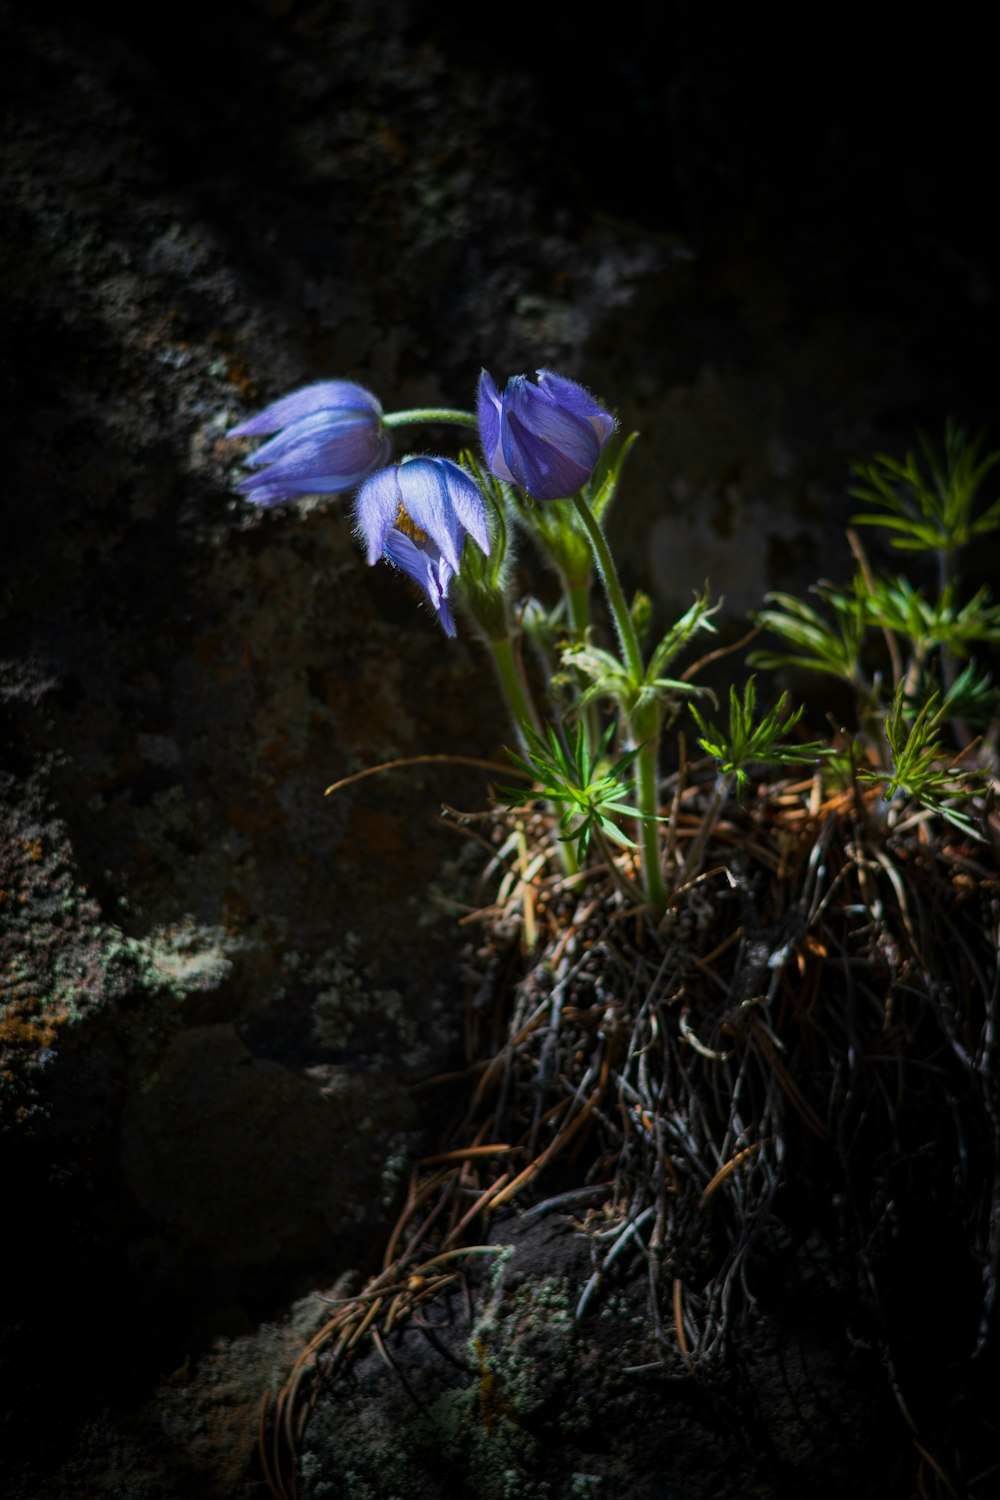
left=301, top=1210, right=897, bottom=1500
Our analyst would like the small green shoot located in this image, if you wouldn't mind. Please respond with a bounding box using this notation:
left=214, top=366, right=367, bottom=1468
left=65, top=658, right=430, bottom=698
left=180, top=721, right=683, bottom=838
left=858, top=685, right=986, bottom=837
left=849, top=421, right=1000, bottom=560
left=564, top=590, right=718, bottom=717
left=936, top=660, right=1000, bottom=727
left=864, top=576, right=1000, bottom=657
left=689, top=679, right=825, bottom=795
left=750, top=575, right=869, bottom=687
left=499, top=721, right=659, bottom=865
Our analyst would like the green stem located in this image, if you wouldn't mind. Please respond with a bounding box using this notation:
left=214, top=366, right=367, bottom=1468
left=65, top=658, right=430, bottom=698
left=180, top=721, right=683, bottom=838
left=566, top=577, right=591, bottom=638
left=489, top=636, right=541, bottom=747
left=571, top=495, right=643, bottom=681
left=634, top=720, right=666, bottom=908
left=571, top=494, right=667, bottom=910
left=383, top=408, right=478, bottom=430
left=564, top=574, right=600, bottom=759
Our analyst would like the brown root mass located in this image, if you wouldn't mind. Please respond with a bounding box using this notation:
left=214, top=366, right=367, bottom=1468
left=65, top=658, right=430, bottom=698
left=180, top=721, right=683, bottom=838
left=267, top=776, right=1000, bottom=1499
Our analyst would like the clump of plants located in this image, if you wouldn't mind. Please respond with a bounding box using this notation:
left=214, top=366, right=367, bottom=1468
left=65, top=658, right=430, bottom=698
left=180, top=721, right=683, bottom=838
left=227, top=376, right=1000, bottom=1499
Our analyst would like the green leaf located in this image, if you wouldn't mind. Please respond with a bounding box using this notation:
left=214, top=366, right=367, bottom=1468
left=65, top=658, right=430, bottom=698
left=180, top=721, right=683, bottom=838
left=496, top=719, right=662, bottom=862
left=849, top=422, right=1000, bottom=558
left=750, top=577, right=868, bottom=686
left=645, top=590, right=719, bottom=684
left=689, top=678, right=825, bottom=796
left=587, top=430, right=639, bottom=524
left=857, top=682, right=988, bottom=836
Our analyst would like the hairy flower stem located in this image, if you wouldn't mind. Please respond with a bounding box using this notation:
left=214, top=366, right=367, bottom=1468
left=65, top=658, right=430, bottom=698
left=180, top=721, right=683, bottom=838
left=571, top=493, right=667, bottom=909
left=566, top=578, right=592, bottom=639
left=489, top=636, right=541, bottom=745
left=571, top=495, right=642, bottom=681
left=383, top=408, right=478, bottom=430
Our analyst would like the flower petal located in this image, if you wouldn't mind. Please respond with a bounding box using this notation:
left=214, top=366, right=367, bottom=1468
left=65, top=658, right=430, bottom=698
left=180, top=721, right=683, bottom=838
left=244, top=411, right=389, bottom=480
left=228, top=381, right=382, bottom=437
left=504, top=378, right=600, bottom=465
left=383, top=528, right=456, bottom=636
left=239, top=458, right=390, bottom=503
left=355, top=466, right=404, bottom=563
left=479, top=369, right=616, bottom=499
left=436, top=458, right=491, bottom=556
left=396, top=458, right=464, bottom=573
left=502, top=377, right=600, bottom=500
left=477, top=370, right=514, bottom=483
left=235, top=475, right=317, bottom=508
left=536, top=370, right=615, bottom=446
left=503, top=410, right=596, bottom=500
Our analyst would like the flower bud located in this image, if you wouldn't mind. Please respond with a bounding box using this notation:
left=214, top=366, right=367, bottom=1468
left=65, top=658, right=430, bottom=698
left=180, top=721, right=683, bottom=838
left=228, top=381, right=390, bottom=507
left=478, top=369, right=614, bottom=501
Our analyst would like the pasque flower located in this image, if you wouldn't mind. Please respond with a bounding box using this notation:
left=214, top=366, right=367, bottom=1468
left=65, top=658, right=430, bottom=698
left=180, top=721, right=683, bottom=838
left=228, top=381, right=391, bottom=506
left=355, top=457, right=491, bottom=636
left=478, top=369, right=615, bottom=501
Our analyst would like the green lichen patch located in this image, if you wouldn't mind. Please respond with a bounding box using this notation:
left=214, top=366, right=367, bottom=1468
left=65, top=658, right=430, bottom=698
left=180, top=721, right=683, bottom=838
left=140, top=918, right=234, bottom=995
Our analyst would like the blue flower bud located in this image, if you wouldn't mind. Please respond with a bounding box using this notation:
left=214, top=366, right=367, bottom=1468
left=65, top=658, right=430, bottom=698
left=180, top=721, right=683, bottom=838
left=228, top=381, right=391, bottom=506
left=478, top=369, right=615, bottom=501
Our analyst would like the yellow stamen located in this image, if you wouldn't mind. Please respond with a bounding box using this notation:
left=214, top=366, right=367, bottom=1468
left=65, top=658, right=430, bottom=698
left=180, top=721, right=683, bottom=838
left=394, top=501, right=428, bottom=547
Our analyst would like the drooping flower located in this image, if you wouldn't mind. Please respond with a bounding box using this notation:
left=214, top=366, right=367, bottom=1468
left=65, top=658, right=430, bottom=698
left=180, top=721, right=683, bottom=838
left=354, top=457, right=491, bottom=637
left=228, top=381, right=391, bottom=506
left=478, top=369, right=615, bottom=501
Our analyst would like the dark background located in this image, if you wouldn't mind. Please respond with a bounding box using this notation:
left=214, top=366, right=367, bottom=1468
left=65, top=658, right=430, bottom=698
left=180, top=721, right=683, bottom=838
left=2, top=2, right=997, bottom=1495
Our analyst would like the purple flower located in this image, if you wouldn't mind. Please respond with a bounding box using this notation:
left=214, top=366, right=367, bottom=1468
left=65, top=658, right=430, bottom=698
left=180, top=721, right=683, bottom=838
left=355, top=458, right=491, bottom=637
left=478, top=369, right=615, bottom=501
left=228, top=381, right=391, bottom=506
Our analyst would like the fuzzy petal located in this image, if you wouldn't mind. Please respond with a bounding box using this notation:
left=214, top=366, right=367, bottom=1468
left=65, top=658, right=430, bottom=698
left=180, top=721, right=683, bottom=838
left=355, top=466, right=404, bottom=563
left=478, top=369, right=615, bottom=499
left=244, top=411, right=389, bottom=480
left=536, top=370, right=615, bottom=446
left=504, top=378, right=600, bottom=466
left=436, top=458, right=491, bottom=556
left=501, top=376, right=600, bottom=500
left=235, top=475, right=317, bottom=508
left=477, top=370, right=515, bottom=483
left=382, top=528, right=457, bottom=636
left=239, top=458, right=389, bottom=503
left=228, top=381, right=382, bottom=438
left=503, top=410, right=595, bottom=500
left=396, top=458, right=464, bottom=573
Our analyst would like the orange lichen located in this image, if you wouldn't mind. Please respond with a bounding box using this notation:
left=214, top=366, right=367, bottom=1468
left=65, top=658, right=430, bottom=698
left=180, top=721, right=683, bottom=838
left=472, top=1335, right=498, bottom=1435
left=0, top=1000, right=60, bottom=1051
